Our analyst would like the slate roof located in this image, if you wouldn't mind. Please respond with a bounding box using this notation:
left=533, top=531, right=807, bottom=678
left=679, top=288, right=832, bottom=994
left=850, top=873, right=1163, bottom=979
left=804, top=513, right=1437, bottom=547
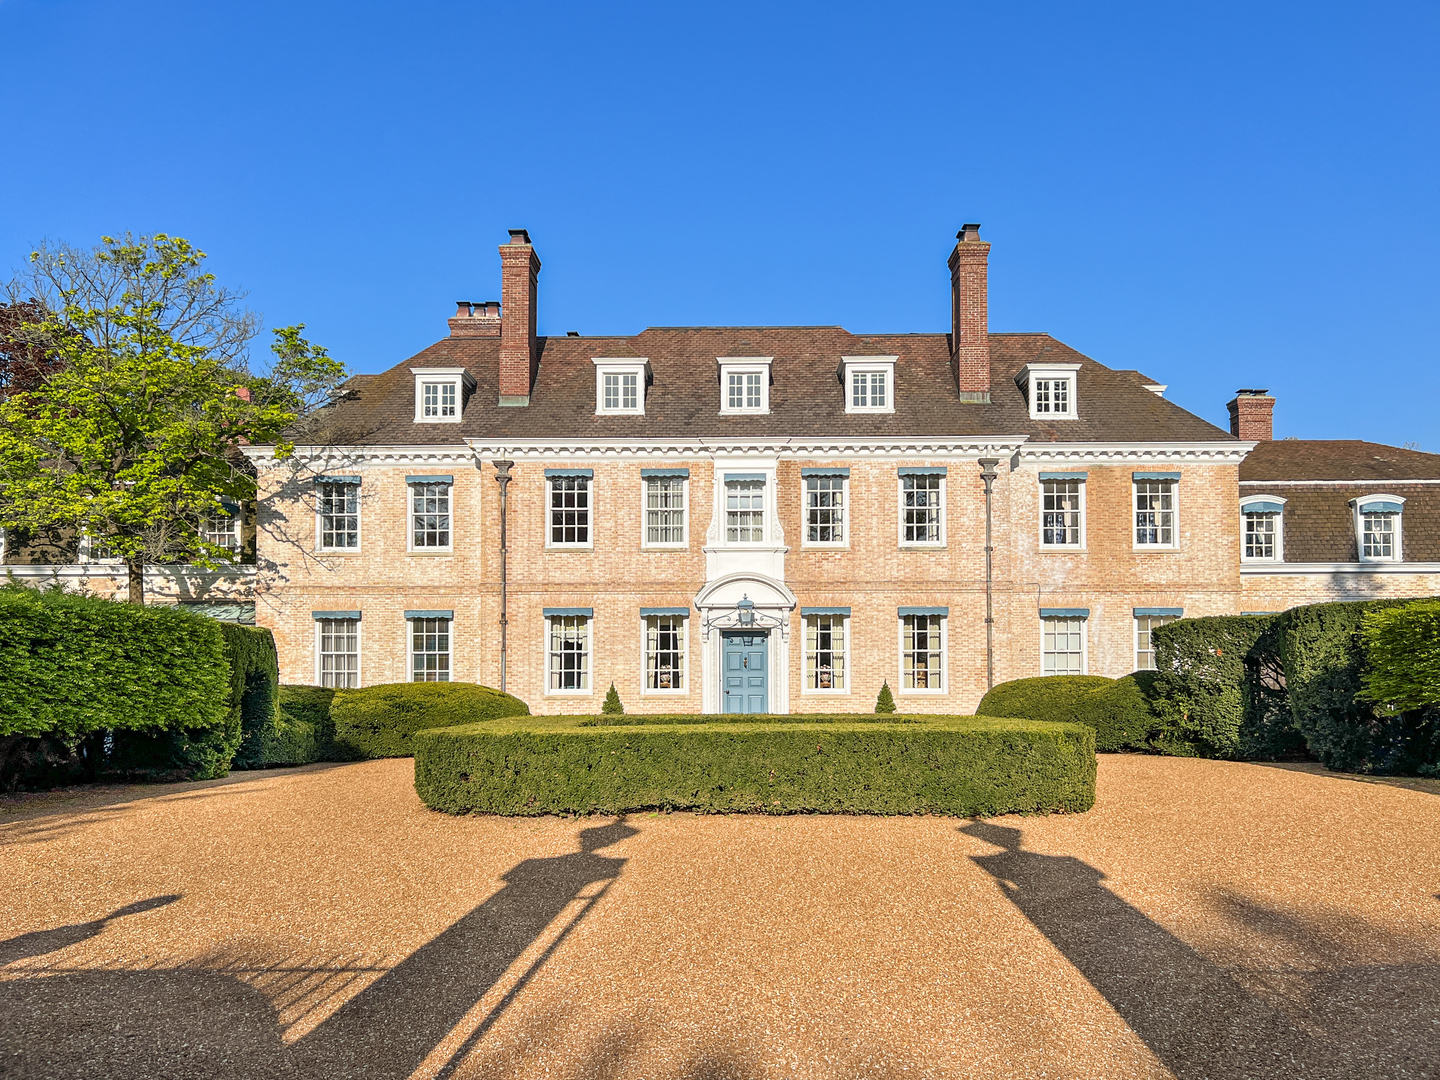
left=1240, top=439, right=1440, bottom=482
left=293, top=328, right=1234, bottom=446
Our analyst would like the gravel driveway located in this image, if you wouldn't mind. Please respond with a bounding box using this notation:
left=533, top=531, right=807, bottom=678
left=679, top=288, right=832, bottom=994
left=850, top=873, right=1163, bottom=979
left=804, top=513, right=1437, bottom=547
left=2, top=755, right=1437, bottom=1079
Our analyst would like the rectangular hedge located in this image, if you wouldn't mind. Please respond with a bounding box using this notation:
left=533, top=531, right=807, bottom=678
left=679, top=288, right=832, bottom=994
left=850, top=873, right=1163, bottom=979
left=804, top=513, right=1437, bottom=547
left=413, top=714, right=1095, bottom=817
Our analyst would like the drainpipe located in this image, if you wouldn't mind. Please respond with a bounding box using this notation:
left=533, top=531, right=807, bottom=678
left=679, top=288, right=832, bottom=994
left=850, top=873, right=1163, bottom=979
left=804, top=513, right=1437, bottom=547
left=492, top=460, right=514, bottom=692
left=978, top=458, right=1000, bottom=690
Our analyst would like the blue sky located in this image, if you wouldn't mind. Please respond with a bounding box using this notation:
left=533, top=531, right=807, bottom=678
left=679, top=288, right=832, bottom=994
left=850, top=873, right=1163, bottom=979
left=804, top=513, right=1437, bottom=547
left=1, top=1, right=1436, bottom=443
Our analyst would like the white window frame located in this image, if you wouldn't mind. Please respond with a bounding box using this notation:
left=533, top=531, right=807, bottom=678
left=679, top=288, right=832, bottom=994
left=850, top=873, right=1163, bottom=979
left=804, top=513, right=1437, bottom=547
left=1240, top=495, right=1286, bottom=563
left=1353, top=495, right=1405, bottom=563
left=717, top=357, right=773, bottom=415
left=546, top=473, right=594, bottom=549
left=801, top=611, right=851, bottom=695
left=640, top=612, right=689, bottom=696
left=592, top=358, right=648, bottom=416
left=406, top=478, right=454, bottom=553
left=1133, top=477, right=1179, bottom=550
left=1039, top=476, right=1086, bottom=550
left=315, top=479, right=361, bottom=553
left=723, top=476, right=768, bottom=545
left=407, top=614, right=453, bottom=683
left=1040, top=614, right=1088, bottom=676
left=898, top=611, right=947, bottom=694
left=544, top=612, right=593, bottom=696
left=1134, top=613, right=1180, bottom=672
left=313, top=615, right=361, bottom=688
left=801, top=472, right=849, bottom=548
left=841, top=355, right=897, bottom=414
left=640, top=474, right=688, bottom=549
left=1018, top=362, right=1081, bottom=420
left=411, top=367, right=474, bottom=423
left=198, top=507, right=242, bottom=556
left=898, top=472, right=947, bottom=548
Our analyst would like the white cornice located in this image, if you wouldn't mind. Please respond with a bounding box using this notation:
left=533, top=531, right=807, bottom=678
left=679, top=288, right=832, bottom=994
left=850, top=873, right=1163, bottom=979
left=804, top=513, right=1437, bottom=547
left=1017, top=442, right=1254, bottom=464
left=462, top=436, right=1030, bottom=459
left=1241, top=562, right=1440, bottom=576
left=242, top=445, right=475, bottom=469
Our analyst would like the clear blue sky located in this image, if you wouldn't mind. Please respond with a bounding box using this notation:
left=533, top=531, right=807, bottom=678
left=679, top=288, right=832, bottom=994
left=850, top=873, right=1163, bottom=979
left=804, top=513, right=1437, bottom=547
left=2, top=1, right=1436, bottom=443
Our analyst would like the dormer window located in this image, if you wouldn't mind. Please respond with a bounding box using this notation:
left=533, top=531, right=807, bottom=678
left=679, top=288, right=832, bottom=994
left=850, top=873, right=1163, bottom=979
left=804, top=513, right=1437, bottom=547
left=1352, top=495, right=1404, bottom=562
left=1240, top=496, right=1286, bottom=562
left=718, top=357, right=772, bottom=415
left=842, top=355, right=897, bottom=414
left=592, top=358, right=648, bottom=416
left=412, top=367, right=474, bottom=424
left=1017, top=362, right=1081, bottom=420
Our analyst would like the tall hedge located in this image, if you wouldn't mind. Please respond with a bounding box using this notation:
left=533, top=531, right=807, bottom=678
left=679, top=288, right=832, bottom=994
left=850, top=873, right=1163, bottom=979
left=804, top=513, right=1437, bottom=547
left=223, top=623, right=281, bottom=770
left=1360, top=599, right=1440, bottom=711
left=975, top=674, right=1161, bottom=751
left=329, top=681, right=530, bottom=759
left=1279, top=598, right=1438, bottom=773
left=0, top=585, right=229, bottom=740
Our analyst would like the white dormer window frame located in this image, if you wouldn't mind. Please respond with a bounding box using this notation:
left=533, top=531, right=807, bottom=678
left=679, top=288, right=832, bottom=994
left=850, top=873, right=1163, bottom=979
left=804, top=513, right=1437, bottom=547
left=1017, top=362, right=1082, bottom=420
left=592, top=358, right=649, bottom=416
left=1352, top=494, right=1405, bottom=563
left=842, top=355, right=897, bottom=414
left=718, top=357, right=773, bottom=416
left=412, top=367, right=475, bottom=424
left=1240, top=495, right=1286, bottom=562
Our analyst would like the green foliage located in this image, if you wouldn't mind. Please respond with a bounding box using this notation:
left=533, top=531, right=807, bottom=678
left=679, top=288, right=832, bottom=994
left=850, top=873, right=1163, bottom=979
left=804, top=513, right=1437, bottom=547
left=0, top=585, right=228, bottom=740
left=1238, top=615, right=1308, bottom=761
left=976, top=674, right=1161, bottom=752
left=1280, top=598, right=1439, bottom=774
left=260, top=712, right=320, bottom=766
left=221, top=623, right=280, bottom=769
left=413, top=715, right=1096, bottom=817
left=277, top=684, right=336, bottom=751
left=329, top=681, right=530, bottom=760
left=1149, top=615, right=1295, bottom=759
left=0, top=234, right=345, bottom=600
left=875, top=681, right=896, bottom=714
left=602, top=683, right=624, bottom=715
left=1360, top=599, right=1440, bottom=712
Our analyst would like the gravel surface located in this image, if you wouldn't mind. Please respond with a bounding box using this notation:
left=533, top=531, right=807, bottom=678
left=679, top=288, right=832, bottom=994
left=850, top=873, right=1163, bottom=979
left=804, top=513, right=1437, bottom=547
left=2, top=756, right=1437, bottom=1080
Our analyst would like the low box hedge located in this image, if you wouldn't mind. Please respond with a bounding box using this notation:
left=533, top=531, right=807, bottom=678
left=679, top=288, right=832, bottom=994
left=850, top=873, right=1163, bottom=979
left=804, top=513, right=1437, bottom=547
left=412, top=714, right=1096, bottom=817
left=330, top=681, right=530, bottom=760
left=975, top=674, right=1160, bottom=751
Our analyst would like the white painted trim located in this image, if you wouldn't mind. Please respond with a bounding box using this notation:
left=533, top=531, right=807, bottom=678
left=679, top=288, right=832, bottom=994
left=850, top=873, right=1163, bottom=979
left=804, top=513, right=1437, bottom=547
left=592, top=358, right=648, bottom=417
left=1018, top=442, right=1254, bottom=464
left=841, top=356, right=897, bottom=415
left=639, top=475, right=689, bottom=550
left=544, top=473, right=595, bottom=551
left=406, top=613, right=454, bottom=684
left=1240, top=562, right=1440, bottom=575
left=1131, top=477, right=1179, bottom=552
left=639, top=611, right=690, bottom=697
left=897, top=611, right=947, bottom=695
left=717, top=357, right=774, bottom=415
left=1240, top=495, right=1286, bottom=563
left=405, top=477, right=454, bottom=554
left=314, top=615, right=362, bottom=689
left=543, top=612, right=595, bottom=697
left=1352, top=497, right=1404, bottom=563
left=897, top=474, right=946, bottom=549
left=411, top=368, right=473, bottom=424
left=800, top=473, right=849, bottom=549
left=1038, top=475, right=1087, bottom=551
left=464, top=437, right=1032, bottom=458
left=1, top=564, right=254, bottom=585
left=1039, top=612, right=1088, bottom=677
left=799, top=611, right=852, bottom=696
left=1017, top=362, right=1082, bottom=420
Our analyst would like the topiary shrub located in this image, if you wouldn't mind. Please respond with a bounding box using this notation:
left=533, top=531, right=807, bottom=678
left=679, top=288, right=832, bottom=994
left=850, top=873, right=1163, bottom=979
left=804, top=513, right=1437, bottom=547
left=875, top=681, right=896, bottom=714
left=262, top=684, right=337, bottom=767
left=222, top=624, right=281, bottom=770
left=975, top=674, right=1160, bottom=752
left=329, top=681, right=530, bottom=760
left=1280, top=598, right=1438, bottom=773
left=414, top=715, right=1096, bottom=817
left=602, top=683, right=624, bottom=715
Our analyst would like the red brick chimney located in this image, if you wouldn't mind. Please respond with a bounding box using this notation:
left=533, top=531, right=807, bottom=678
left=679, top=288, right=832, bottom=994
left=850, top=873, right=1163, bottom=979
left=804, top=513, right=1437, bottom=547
left=948, top=223, right=991, bottom=403
left=1227, top=389, right=1274, bottom=441
left=449, top=300, right=501, bottom=338
left=499, top=230, right=540, bottom=406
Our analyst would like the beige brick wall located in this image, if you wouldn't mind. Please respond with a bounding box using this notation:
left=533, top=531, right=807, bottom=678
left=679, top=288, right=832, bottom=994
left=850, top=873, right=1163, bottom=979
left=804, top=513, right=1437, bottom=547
left=1241, top=571, right=1440, bottom=613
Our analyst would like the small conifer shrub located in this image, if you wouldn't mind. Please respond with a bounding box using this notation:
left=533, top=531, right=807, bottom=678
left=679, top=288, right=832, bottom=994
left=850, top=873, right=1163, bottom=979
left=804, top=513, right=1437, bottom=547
left=602, top=683, right=625, bottom=715
left=875, top=681, right=897, bottom=714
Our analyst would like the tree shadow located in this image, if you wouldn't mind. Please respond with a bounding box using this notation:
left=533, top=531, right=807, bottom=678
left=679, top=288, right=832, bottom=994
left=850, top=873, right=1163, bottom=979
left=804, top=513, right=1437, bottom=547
left=1250, top=760, right=1440, bottom=797
left=0, top=895, right=180, bottom=966
left=963, top=821, right=1440, bottom=1080
left=0, top=819, right=639, bottom=1080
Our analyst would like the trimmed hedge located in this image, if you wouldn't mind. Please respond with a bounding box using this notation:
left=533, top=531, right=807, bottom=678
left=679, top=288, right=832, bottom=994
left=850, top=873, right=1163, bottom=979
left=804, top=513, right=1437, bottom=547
left=275, top=684, right=336, bottom=762
left=1361, top=599, right=1440, bottom=712
left=224, top=624, right=281, bottom=770
left=975, top=674, right=1160, bottom=751
left=413, top=714, right=1096, bottom=816
left=330, top=681, right=530, bottom=759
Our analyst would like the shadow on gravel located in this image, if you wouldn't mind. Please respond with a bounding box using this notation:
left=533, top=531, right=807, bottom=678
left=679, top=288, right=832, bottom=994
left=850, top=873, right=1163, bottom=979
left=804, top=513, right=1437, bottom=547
left=0, top=895, right=179, bottom=965
left=964, top=821, right=1440, bottom=1080
left=0, top=819, right=638, bottom=1080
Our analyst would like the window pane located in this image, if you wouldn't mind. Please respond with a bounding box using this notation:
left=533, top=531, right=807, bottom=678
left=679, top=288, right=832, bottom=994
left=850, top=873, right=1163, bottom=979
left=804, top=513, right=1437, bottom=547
left=411, top=617, right=450, bottom=682
left=411, top=482, right=451, bottom=548
left=902, top=614, right=943, bottom=689
left=1042, top=617, right=1085, bottom=675
left=318, top=618, right=359, bottom=689
left=548, top=616, right=590, bottom=690
left=603, top=373, right=621, bottom=410
left=806, top=475, right=845, bottom=543
left=1041, top=481, right=1082, bottom=545
left=645, top=477, right=685, bottom=544
left=851, top=371, right=867, bottom=408
left=645, top=615, right=685, bottom=690
left=805, top=615, right=846, bottom=690
left=870, top=371, right=887, bottom=407
left=727, top=373, right=744, bottom=409
left=549, top=476, right=590, bottom=545
left=745, top=372, right=762, bottom=409
left=1363, top=512, right=1395, bottom=559
left=200, top=512, right=240, bottom=553
left=318, top=481, right=359, bottom=549
left=1134, top=614, right=1176, bottom=672
left=725, top=480, right=765, bottom=542
left=1134, top=481, right=1174, bottom=546
left=902, top=474, right=942, bottom=543
left=1244, top=512, right=1276, bottom=559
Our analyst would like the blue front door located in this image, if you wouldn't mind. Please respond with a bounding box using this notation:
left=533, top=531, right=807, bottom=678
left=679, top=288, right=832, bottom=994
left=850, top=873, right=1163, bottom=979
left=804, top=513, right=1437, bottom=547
left=722, top=631, right=769, bottom=714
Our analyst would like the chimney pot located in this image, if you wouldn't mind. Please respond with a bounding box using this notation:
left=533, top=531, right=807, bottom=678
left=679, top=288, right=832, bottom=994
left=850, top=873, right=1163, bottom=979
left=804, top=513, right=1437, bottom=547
left=1227, top=389, right=1275, bottom=441
left=508, top=228, right=532, bottom=245
left=455, top=301, right=472, bottom=318
left=958, top=223, right=983, bottom=242
left=948, top=223, right=991, bottom=402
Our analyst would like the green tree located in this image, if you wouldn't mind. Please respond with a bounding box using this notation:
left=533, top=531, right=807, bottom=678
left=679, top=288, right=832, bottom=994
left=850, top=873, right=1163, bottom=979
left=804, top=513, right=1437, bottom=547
left=0, top=234, right=345, bottom=603
left=602, top=682, right=625, bottom=715
left=875, top=681, right=896, bottom=714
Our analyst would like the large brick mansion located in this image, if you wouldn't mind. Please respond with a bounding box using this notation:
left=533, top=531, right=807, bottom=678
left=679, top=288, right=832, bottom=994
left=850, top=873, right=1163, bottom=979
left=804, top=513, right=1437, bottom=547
left=8, top=227, right=1438, bottom=713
